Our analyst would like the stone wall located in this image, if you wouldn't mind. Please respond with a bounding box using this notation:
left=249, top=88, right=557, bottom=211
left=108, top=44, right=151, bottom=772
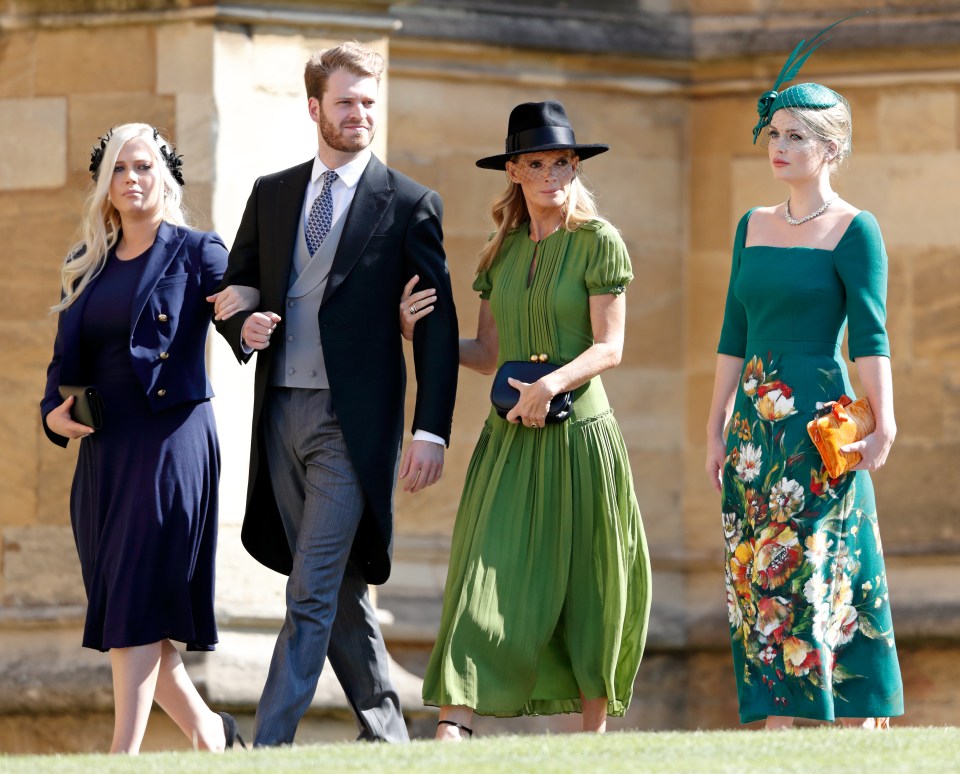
left=1, top=0, right=959, bottom=752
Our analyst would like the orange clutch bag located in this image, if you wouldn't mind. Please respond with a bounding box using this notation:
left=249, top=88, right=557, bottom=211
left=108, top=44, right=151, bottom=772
left=806, top=395, right=876, bottom=478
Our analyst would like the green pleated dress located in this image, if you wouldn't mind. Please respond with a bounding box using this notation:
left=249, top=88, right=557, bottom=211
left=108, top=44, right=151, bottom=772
left=422, top=220, right=651, bottom=718
left=718, top=210, right=904, bottom=723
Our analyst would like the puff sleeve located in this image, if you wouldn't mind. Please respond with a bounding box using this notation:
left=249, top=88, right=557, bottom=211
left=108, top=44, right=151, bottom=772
left=584, top=222, right=633, bottom=296
left=834, top=212, right=890, bottom=361
left=716, top=210, right=753, bottom=358
left=472, top=268, right=493, bottom=300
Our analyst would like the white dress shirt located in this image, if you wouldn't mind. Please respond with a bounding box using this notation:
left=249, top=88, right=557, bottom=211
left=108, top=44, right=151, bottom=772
left=305, top=149, right=371, bottom=232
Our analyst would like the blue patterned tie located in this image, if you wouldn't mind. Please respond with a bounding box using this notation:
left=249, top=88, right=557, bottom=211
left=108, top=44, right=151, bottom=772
left=305, top=170, right=338, bottom=256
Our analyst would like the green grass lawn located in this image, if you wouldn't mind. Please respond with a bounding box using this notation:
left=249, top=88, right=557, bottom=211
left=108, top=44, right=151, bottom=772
left=1, top=727, right=957, bottom=773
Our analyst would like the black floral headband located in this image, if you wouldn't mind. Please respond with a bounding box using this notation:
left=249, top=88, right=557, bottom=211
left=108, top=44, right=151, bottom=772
left=89, top=127, right=185, bottom=186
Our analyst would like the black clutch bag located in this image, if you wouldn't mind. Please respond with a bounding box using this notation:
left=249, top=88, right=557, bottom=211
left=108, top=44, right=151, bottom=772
left=490, top=361, right=573, bottom=424
left=58, top=385, right=105, bottom=430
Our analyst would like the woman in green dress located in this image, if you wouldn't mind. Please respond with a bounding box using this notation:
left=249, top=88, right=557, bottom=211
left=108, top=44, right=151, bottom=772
left=402, top=101, right=651, bottom=740
left=704, top=63, right=904, bottom=727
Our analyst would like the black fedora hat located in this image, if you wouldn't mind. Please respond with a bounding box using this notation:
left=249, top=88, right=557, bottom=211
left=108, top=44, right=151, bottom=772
left=476, top=100, right=609, bottom=170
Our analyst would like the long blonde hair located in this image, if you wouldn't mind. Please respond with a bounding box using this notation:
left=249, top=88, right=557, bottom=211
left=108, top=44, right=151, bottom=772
left=52, top=123, right=190, bottom=312
left=476, top=156, right=605, bottom=273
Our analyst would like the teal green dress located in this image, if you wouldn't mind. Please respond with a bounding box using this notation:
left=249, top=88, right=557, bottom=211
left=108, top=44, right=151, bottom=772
left=717, top=210, right=904, bottom=723
left=422, top=220, right=651, bottom=717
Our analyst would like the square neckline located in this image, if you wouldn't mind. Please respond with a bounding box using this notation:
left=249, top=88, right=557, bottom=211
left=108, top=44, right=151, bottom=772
left=742, top=209, right=865, bottom=253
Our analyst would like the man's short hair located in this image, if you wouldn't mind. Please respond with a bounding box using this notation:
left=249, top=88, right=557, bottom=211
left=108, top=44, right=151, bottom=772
left=304, top=41, right=385, bottom=101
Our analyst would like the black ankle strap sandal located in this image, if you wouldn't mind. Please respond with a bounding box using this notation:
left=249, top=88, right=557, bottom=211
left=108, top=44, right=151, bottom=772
left=217, top=711, right=248, bottom=750
left=438, top=719, right=474, bottom=737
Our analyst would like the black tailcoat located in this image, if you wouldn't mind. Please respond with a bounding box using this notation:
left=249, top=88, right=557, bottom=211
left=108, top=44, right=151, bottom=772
left=215, top=155, right=458, bottom=584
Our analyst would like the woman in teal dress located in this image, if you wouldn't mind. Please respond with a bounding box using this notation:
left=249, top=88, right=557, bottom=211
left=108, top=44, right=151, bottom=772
left=704, top=60, right=904, bottom=727
left=402, top=101, right=651, bottom=740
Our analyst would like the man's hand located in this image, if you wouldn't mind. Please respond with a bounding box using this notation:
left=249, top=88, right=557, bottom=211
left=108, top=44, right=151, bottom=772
left=241, top=311, right=282, bottom=350
left=398, top=439, right=444, bottom=493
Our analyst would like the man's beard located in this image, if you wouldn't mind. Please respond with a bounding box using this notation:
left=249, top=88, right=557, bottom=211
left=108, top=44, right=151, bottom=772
left=318, top=107, right=373, bottom=153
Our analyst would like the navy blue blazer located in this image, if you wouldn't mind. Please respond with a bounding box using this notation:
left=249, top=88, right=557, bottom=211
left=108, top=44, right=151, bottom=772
left=41, top=222, right=228, bottom=447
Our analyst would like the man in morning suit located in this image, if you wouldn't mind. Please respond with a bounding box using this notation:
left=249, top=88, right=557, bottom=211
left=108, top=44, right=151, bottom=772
left=212, top=42, right=458, bottom=746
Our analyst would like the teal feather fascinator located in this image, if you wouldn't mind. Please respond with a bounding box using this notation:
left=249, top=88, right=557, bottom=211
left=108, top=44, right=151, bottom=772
left=752, top=12, right=868, bottom=144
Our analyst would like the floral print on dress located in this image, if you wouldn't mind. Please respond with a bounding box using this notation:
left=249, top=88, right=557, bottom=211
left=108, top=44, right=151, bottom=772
left=722, top=355, right=895, bottom=713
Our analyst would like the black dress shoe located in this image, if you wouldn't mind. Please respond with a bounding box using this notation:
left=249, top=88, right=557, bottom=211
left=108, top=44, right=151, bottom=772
left=217, top=711, right=248, bottom=750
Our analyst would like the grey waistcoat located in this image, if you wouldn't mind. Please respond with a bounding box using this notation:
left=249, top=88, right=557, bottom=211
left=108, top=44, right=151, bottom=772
left=268, top=207, right=348, bottom=389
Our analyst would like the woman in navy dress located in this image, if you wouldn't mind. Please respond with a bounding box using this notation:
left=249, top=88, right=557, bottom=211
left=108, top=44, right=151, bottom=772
left=41, top=124, right=244, bottom=753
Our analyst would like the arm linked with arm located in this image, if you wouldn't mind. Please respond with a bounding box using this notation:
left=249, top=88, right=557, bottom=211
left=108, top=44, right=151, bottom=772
left=403, top=189, right=459, bottom=445
left=212, top=180, right=263, bottom=363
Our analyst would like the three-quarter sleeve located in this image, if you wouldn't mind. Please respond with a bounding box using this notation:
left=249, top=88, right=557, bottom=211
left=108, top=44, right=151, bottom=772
left=716, top=210, right=753, bottom=358
left=584, top=221, right=633, bottom=296
left=834, top=212, right=890, bottom=360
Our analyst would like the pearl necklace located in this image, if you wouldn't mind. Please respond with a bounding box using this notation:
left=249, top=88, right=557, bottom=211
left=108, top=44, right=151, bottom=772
left=784, top=196, right=836, bottom=226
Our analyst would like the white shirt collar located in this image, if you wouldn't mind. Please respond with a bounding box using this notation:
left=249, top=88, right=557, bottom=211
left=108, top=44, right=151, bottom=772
left=311, top=149, right=372, bottom=190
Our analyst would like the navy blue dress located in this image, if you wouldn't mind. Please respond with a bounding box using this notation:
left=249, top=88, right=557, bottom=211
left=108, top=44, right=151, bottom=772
left=72, top=249, right=220, bottom=652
